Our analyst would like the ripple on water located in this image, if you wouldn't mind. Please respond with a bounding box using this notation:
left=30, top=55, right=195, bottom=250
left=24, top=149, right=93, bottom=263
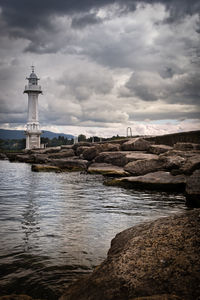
left=0, top=160, right=188, bottom=299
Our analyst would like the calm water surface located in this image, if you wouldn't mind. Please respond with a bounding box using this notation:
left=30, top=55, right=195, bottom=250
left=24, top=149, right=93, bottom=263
left=0, top=160, right=188, bottom=299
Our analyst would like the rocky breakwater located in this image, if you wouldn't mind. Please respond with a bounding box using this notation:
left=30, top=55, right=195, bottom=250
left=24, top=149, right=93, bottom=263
left=3, top=132, right=200, bottom=205
left=60, top=209, right=200, bottom=300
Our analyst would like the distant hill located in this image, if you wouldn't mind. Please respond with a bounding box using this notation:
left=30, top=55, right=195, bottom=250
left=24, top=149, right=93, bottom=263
left=0, top=129, right=74, bottom=140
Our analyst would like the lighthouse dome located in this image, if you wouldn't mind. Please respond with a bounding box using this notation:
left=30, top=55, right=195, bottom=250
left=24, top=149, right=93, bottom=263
left=27, top=68, right=39, bottom=85
left=30, top=72, right=38, bottom=78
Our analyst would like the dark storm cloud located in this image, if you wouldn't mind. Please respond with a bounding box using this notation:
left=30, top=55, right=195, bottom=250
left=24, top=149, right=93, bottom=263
left=71, top=13, right=102, bottom=28
left=122, top=70, right=200, bottom=105
left=0, top=0, right=199, bottom=34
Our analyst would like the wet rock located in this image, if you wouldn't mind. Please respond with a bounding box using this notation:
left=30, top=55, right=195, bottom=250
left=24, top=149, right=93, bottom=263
left=124, top=159, right=164, bottom=176
left=174, top=142, right=200, bottom=151
left=15, top=154, right=35, bottom=163
left=0, top=153, right=8, bottom=160
left=88, top=163, right=129, bottom=177
left=6, top=152, right=24, bottom=162
left=47, top=149, right=75, bottom=158
left=50, top=157, right=88, bottom=171
left=185, top=169, right=200, bottom=207
left=105, top=171, right=186, bottom=192
left=149, top=145, right=172, bottom=155
left=121, top=138, right=152, bottom=151
left=32, top=164, right=61, bottom=172
left=60, top=209, right=200, bottom=300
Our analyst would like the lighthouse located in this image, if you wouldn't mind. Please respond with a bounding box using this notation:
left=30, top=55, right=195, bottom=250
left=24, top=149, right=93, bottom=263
left=24, top=66, right=42, bottom=149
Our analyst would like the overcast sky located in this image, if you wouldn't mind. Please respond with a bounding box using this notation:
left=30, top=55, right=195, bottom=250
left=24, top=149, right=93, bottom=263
left=0, top=0, right=199, bottom=137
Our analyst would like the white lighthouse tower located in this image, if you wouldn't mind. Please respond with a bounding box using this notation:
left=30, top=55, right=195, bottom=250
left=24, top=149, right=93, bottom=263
left=24, top=66, right=42, bottom=149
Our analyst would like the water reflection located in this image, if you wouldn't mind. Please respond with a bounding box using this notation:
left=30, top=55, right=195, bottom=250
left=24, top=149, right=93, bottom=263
left=21, top=173, right=40, bottom=252
left=0, top=160, right=188, bottom=299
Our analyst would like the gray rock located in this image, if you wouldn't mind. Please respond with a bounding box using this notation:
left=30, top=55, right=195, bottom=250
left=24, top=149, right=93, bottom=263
left=149, top=144, right=172, bottom=155
left=126, top=152, right=158, bottom=162
left=94, top=151, right=128, bottom=167
left=88, top=163, right=129, bottom=177
left=60, top=209, right=200, bottom=300
left=47, top=149, right=75, bottom=158
left=100, top=143, right=121, bottom=152
left=159, top=155, right=185, bottom=171
left=124, top=159, right=164, bottom=176
left=82, top=146, right=101, bottom=161
left=105, top=171, right=186, bottom=192
left=121, top=138, right=152, bottom=151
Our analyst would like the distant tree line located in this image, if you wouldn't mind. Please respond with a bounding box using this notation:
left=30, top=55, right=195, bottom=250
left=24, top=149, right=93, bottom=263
left=0, top=134, right=125, bottom=151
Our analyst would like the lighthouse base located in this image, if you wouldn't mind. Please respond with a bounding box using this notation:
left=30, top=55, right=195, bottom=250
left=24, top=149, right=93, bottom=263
left=25, top=131, right=41, bottom=149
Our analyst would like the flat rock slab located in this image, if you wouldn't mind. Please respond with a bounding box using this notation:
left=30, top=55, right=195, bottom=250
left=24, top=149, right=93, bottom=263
left=88, top=163, right=129, bottom=177
left=105, top=171, right=186, bottom=192
left=124, top=159, right=163, bottom=175
left=94, top=151, right=158, bottom=167
left=60, top=209, right=200, bottom=300
left=50, top=158, right=88, bottom=171
left=31, top=164, right=61, bottom=172
left=125, top=152, right=158, bottom=161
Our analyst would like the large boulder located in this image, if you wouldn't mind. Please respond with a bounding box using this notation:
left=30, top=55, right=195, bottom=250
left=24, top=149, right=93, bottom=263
left=105, top=171, right=186, bottom=192
left=159, top=155, right=185, bottom=171
left=82, top=146, right=101, bottom=161
left=76, top=146, right=90, bottom=156
left=50, top=157, right=88, bottom=171
left=124, top=159, right=164, bottom=176
left=87, top=163, right=129, bottom=177
left=185, top=169, right=200, bottom=206
left=94, top=152, right=128, bottom=167
left=60, top=209, right=200, bottom=300
left=121, top=138, right=152, bottom=151
left=148, top=145, right=172, bottom=155
left=179, top=155, right=200, bottom=175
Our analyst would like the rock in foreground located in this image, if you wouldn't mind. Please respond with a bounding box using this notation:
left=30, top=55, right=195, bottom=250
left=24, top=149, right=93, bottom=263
left=60, top=209, right=200, bottom=300
left=88, top=163, right=129, bottom=177
left=105, top=171, right=186, bottom=192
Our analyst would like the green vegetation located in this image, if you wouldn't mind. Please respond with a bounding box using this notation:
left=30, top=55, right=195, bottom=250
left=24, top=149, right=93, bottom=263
left=0, top=139, right=26, bottom=151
